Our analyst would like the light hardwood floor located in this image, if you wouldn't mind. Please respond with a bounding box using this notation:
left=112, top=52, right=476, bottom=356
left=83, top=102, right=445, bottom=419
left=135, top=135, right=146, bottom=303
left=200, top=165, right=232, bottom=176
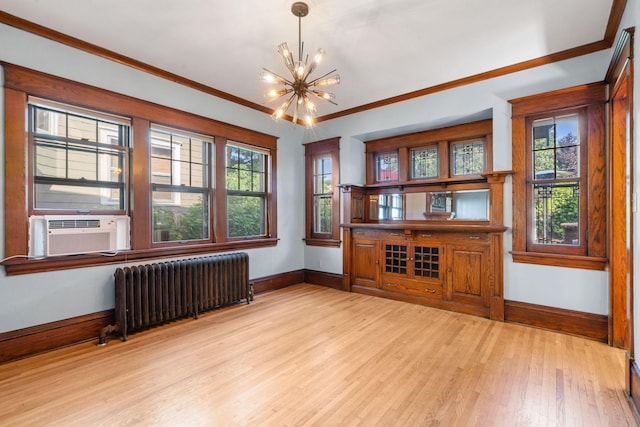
left=1, top=284, right=638, bottom=426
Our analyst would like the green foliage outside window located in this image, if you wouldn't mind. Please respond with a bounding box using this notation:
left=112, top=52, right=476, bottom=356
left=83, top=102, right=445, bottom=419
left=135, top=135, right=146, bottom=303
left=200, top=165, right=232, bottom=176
left=226, top=145, right=267, bottom=238
left=153, top=195, right=208, bottom=242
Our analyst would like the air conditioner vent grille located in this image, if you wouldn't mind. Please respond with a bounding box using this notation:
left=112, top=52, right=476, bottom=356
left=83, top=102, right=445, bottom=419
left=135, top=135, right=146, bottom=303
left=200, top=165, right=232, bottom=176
left=48, top=219, right=101, bottom=230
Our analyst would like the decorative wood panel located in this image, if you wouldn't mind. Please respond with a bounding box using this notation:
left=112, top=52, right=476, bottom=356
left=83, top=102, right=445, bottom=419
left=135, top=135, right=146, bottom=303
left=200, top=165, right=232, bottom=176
left=352, top=240, right=379, bottom=288
left=504, top=300, right=608, bottom=342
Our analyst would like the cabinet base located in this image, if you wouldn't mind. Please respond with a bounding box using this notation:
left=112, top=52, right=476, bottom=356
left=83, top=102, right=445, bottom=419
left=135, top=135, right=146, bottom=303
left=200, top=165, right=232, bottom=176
left=351, top=285, right=493, bottom=319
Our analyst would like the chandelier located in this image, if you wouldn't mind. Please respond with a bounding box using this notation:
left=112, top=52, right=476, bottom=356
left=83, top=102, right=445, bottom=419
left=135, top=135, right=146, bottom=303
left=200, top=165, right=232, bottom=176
left=261, top=2, right=340, bottom=126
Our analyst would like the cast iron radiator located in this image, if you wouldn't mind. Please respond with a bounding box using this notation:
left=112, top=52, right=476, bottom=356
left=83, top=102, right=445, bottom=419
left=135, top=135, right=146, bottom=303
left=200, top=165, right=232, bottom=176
left=98, top=252, right=251, bottom=344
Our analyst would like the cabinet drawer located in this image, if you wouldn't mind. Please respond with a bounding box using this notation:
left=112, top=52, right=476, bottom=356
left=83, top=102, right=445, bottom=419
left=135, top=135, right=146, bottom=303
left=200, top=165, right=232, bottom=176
left=352, top=229, right=381, bottom=239
left=380, top=230, right=406, bottom=239
left=381, top=277, right=442, bottom=299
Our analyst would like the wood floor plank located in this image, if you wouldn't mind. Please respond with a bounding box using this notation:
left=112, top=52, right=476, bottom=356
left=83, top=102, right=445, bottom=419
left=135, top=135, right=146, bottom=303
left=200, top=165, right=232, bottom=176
left=0, top=284, right=638, bottom=426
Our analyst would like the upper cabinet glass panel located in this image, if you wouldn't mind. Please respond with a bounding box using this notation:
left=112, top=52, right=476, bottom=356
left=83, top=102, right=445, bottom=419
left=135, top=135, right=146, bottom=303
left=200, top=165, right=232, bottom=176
left=452, top=140, right=485, bottom=176
left=411, top=146, right=438, bottom=179
left=375, top=152, right=399, bottom=182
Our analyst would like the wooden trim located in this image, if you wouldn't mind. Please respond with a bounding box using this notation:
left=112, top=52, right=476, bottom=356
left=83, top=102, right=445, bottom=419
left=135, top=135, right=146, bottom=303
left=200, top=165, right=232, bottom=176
left=0, top=310, right=114, bottom=364
left=0, top=11, right=273, bottom=116
left=303, top=269, right=343, bottom=290
left=131, top=118, right=152, bottom=249
left=605, top=28, right=634, bottom=85
left=3, top=88, right=28, bottom=258
left=318, top=41, right=611, bottom=122
left=0, top=1, right=627, bottom=123
left=2, top=63, right=277, bottom=147
left=510, top=83, right=608, bottom=117
left=303, top=238, right=341, bottom=248
left=605, top=0, right=629, bottom=45
left=365, top=119, right=492, bottom=151
left=504, top=300, right=608, bottom=342
left=3, top=238, right=279, bottom=276
left=252, top=270, right=304, bottom=294
left=510, top=251, right=607, bottom=270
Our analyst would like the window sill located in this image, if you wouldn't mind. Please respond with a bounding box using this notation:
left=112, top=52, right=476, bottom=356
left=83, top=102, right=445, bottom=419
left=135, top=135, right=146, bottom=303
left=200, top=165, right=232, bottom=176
left=1, top=238, right=279, bottom=276
left=510, top=251, right=607, bottom=271
left=304, top=238, right=342, bottom=248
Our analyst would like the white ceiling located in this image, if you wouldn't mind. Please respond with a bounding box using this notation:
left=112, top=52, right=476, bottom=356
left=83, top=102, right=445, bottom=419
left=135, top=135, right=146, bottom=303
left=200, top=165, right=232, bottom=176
left=0, top=0, right=616, bottom=119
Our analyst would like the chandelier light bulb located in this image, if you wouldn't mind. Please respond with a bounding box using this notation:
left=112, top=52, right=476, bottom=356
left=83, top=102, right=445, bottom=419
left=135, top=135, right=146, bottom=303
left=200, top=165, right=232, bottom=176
left=313, top=75, right=340, bottom=87
left=261, top=2, right=339, bottom=127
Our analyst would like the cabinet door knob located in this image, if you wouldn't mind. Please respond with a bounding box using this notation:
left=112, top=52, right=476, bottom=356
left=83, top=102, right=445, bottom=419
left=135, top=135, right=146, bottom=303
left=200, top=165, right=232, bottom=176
left=375, top=260, right=380, bottom=264
left=447, top=267, right=452, bottom=272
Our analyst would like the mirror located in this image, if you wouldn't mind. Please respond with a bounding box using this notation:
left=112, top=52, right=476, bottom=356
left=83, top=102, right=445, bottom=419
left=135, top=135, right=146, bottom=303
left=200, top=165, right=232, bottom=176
left=424, top=189, right=489, bottom=220
left=368, top=189, right=490, bottom=221
left=368, top=194, right=403, bottom=220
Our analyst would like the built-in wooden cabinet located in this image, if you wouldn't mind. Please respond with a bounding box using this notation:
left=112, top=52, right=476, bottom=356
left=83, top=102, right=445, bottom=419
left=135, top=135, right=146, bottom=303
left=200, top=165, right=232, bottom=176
left=343, top=223, right=506, bottom=319
left=341, top=120, right=509, bottom=320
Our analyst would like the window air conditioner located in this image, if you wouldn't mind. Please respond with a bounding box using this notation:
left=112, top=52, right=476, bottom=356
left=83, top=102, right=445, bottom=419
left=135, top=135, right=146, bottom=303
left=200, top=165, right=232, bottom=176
left=28, top=215, right=130, bottom=257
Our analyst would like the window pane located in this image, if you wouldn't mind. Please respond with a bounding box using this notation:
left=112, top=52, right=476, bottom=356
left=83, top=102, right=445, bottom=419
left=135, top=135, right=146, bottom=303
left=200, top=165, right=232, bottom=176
left=67, top=147, right=97, bottom=180
left=411, top=147, right=438, bottom=179
left=227, top=195, right=265, bottom=237
left=534, top=149, right=555, bottom=178
left=35, top=183, right=123, bottom=210
left=452, top=141, right=484, bottom=175
left=191, top=163, right=205, bottom=187
left=252, top=171, right=265, bottom=192
left=555, top=115, right=579, bottom=147
left=532, top=114, right=580, bottom=181
left=30, top=102, right=129, bottom=211
left=378, top=194, right=403, bottom=220
left=226, top=168, right=239, bottom=190
left=556, top=146, right=579, bottom=178
left=152, top=192, right=209, bottom=242
left=150, top=128, right=211, bottom=190
left=533, top=182, right=579, bottom=245
left=314, top=195, right=332, bottom=233
left=376, top=152, right=399, bottom=182
left=34, top=108, right=66, bottom=136
left=98, top=151, right=125, bottom=183
left=533, top=119, right=554, bottom=149
left=35, top=143, right=66, bottom=178
left=98, top=122, right=121, bottom=145
left=67, top=115, right=97, bottom=142
left=151, top=158, right=171, bottom=184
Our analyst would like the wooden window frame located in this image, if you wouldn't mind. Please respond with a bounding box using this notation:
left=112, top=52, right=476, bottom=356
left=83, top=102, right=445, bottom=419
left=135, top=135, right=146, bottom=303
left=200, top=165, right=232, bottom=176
left=225, top=143, right=271, bottom=240
left=510, top=83, right=607, bottom=270
left=2, top=63, right=278, bottom=275
left=304, top=137, right=340, bottom=247
left=149, top=126, right=214, bottom=246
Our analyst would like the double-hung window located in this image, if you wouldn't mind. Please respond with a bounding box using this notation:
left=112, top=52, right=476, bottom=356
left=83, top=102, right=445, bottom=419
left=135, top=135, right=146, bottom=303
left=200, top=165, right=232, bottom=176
left=528, top=111, right=585, bottom=252
left=29, top=98, right=130, bottom=213
left=3, top=65, right=278, bottom=275
left=150, top=126, right=212, bottom=243
left=510, top=83, right=607, bottom=269
left=226, top=143, right=269, bottom=238
left=304, top=138, right=340, bottom=246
